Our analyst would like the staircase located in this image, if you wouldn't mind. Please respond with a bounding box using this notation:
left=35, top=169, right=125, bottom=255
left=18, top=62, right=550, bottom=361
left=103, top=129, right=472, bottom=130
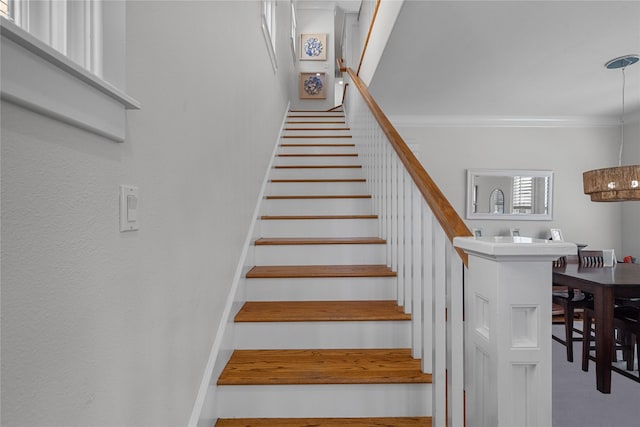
left=214, top=109, right=433, bottom=426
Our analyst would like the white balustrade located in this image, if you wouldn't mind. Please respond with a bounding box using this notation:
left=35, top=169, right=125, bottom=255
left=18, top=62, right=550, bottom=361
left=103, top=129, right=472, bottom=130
left=345, top=77, right=466, bottom=427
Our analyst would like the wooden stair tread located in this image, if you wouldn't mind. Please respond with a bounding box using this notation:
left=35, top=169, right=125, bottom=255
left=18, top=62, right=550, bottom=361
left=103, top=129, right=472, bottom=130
left=277, top=153, right=357, bottom=157
left=280, top=143, right=355, bottom=147
left=215, top=417, right=432, bottom=426
left=284, top=127, right=351, bottom=131
left=282, top=135, right=352, bottom=139
left=273, top=165, right=362, bottom=169
left=255, top=237, right=385, bottom=245
left=261, top=215, right=377, bottom=220
left=246, top=265, right=396, bottom=279
left=235, top=300, right=411, bottom=322
left=217, top=349, right=432, bottom=385
left=266, top=195, right=371, bottom=200
left=270, top=179, right=366, bottom=183
left=285, top=121, right=346, bottom=124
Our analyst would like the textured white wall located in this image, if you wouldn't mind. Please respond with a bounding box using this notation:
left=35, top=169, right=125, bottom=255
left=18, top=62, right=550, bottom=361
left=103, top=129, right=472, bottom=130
left=0, top=1, right=294, bottom=426
left=393, top=125, right=625, bottom=252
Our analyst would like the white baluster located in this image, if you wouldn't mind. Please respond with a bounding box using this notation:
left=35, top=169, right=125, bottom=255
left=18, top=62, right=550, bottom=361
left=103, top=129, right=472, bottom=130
left=421, top=203, right=433, bottom=373
left=396, top=164, right=404, bottom=307
left=412, top=184, right=423, bottom=359
left=432, top=224, right=447, bottom=427
left=447, top=240, right=465, bottom=427
left=404, top=169, right=412, bottom=313
left=390, top=155, right=398, bottom=271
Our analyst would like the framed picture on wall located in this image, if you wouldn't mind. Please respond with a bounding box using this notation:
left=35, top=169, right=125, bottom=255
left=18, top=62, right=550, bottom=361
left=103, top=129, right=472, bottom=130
left=299, top=72, right=326, bottom=99
left=550, top=228, right=564, bottom=241
left=300, top=33, right=327, bottom=60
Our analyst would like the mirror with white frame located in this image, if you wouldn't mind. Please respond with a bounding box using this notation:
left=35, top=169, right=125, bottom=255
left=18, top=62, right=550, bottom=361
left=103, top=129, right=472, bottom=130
left=466, top=169, right=554, bottom=220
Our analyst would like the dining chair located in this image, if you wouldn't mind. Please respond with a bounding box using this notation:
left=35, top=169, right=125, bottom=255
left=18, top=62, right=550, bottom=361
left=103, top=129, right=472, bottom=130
left=552, top=254, right=591, bottom=362
left=581, top=304, right=639, bottom=376
left=579, top=250, right=605, bottom=267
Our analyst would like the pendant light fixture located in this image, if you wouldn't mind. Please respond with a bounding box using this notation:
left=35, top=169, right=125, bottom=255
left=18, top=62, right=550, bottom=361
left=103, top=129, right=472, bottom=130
left=583, top=54, right=640, bottom=202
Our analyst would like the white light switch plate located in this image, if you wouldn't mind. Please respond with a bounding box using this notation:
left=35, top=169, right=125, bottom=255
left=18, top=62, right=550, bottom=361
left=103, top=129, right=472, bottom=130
left=120, top=185, right=139, bottom=232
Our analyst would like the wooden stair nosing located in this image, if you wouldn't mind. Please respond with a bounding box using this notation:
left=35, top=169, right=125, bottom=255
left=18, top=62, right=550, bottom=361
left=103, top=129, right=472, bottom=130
left=277, top=153, right=357, bottom=157
left=285, top=120, right=346, bottom=124
left=234, top=300, right=411, bottom=322
left=246, top=264, right=396, bottom=279
left=270, top=179, right=366, bottom=183
left=217, top=349, right=432, bottom=385
left=254, top=237, right=385, bottom=245
left=273, top=165, right=362, bottom=169
left=265, top=195, right=371, bottom=200
left=215, top=417, right=432, bottom=427
left=284, top=127, right=351, bottom=131
left=280, top=143, right=355, bottom=147
left=282, top=135, right=352, bottom=139
left=260, top=215, right=378, bottom=220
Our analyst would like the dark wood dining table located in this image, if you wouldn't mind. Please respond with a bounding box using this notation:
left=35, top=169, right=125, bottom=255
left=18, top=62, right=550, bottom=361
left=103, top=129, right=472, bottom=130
left=553, top=262, right=640, bottom=393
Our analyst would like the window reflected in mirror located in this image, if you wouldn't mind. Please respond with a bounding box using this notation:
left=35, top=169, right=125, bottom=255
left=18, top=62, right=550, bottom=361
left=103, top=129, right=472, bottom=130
left=466, top=169, right=553, bottom=220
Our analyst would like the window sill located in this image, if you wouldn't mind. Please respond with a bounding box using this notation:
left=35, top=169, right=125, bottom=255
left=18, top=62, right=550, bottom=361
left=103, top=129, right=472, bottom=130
left=0, top=17, right=140, bottom=142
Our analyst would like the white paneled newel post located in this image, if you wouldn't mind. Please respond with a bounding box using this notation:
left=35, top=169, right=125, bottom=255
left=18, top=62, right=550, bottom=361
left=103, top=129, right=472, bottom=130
left=453, top=236, right=576, bottom=427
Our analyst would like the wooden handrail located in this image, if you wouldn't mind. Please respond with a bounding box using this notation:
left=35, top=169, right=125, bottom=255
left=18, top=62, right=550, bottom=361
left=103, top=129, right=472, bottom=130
left=356, top=0, right=381, bottom=76
left=337, top=58, right=347, bottom=73
left=346, top=68, right=473, bottom=266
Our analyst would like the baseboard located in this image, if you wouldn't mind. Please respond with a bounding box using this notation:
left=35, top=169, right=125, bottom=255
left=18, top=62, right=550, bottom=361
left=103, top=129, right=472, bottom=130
left=188, top=102, right=290, bottom=427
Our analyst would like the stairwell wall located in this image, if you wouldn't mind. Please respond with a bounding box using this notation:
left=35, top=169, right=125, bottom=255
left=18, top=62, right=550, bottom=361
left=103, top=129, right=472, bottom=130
left=0, top=1, right=294, bottom=426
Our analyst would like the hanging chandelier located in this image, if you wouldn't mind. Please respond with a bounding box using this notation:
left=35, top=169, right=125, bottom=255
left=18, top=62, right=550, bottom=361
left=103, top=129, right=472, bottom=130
left=583, top=54, right=640, bottom=202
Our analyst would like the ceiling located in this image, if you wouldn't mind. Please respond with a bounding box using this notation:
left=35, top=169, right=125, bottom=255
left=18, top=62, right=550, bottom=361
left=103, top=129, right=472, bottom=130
left=368, top=1, right=640, bottom=124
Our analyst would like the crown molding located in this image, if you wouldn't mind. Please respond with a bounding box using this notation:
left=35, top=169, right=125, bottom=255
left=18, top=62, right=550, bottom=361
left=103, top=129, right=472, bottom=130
left=386, top=115, right=632, bottom=128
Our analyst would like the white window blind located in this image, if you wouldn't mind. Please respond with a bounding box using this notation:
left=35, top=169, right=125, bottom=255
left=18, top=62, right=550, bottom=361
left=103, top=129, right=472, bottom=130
left=0, top=0, right=9, bottom=18
left=512, top=176, right=533, bottom=214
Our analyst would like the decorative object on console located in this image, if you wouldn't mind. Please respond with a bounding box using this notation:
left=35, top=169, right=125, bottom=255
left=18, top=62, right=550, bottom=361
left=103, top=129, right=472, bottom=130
left=550, top=228, right=564, bottom=241
left=472, top=228, right=483, bottom=238
left=583, top=54, right=640, bottom=202
left=299, top=72, right=326, bottom=99
left=299, top=33, right=327, bottom=60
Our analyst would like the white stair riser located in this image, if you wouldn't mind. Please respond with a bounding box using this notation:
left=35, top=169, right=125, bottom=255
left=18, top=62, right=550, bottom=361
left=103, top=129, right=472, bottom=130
left=280, top=137, right=353, bottom=145
left=245, top=276, right=397, bottom=301
left=264, top=198, right=373, bottom=215
left=254, top=243, right=386, bottom=265
left=234, top=321, right=410, bottom=349
left=275, top=155, right=360, bottom=166
left=279, top=145, right=356, bottom=155
left=268, top=181, right=368, bottom=196
left=271, top=167, right=364, bottom=180
left=260, top=218, right=378, bottom=237
left=288, top=114, right=344, bottom=119
left=285, top=123, right=349, bottom=129
left=283, top=130, right=352, bottom=137
left=216, top=384, right=432, bottom=418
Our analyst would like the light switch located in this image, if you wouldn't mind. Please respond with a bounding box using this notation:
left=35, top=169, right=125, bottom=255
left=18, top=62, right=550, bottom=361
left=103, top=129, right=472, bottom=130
left=120, top=185, right=139, bottom=232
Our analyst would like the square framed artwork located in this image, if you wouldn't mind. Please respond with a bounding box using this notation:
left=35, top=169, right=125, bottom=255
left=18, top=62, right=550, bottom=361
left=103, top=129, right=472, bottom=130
left=299, top=72, right=326, bottom=99
left=300, top=33, right=327, bottom=61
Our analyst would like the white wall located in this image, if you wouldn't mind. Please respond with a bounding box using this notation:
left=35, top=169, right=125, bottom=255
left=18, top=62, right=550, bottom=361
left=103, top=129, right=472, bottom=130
left=393, top=124, right=625, bottom=252
left=292, top=5, right=335, bottom=110
left=0, top=1, right=294, bottom=426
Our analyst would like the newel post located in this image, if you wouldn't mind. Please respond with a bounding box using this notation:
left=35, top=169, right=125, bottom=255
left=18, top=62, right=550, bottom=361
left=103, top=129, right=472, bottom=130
left=453, top=236, right=576, bottom=427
